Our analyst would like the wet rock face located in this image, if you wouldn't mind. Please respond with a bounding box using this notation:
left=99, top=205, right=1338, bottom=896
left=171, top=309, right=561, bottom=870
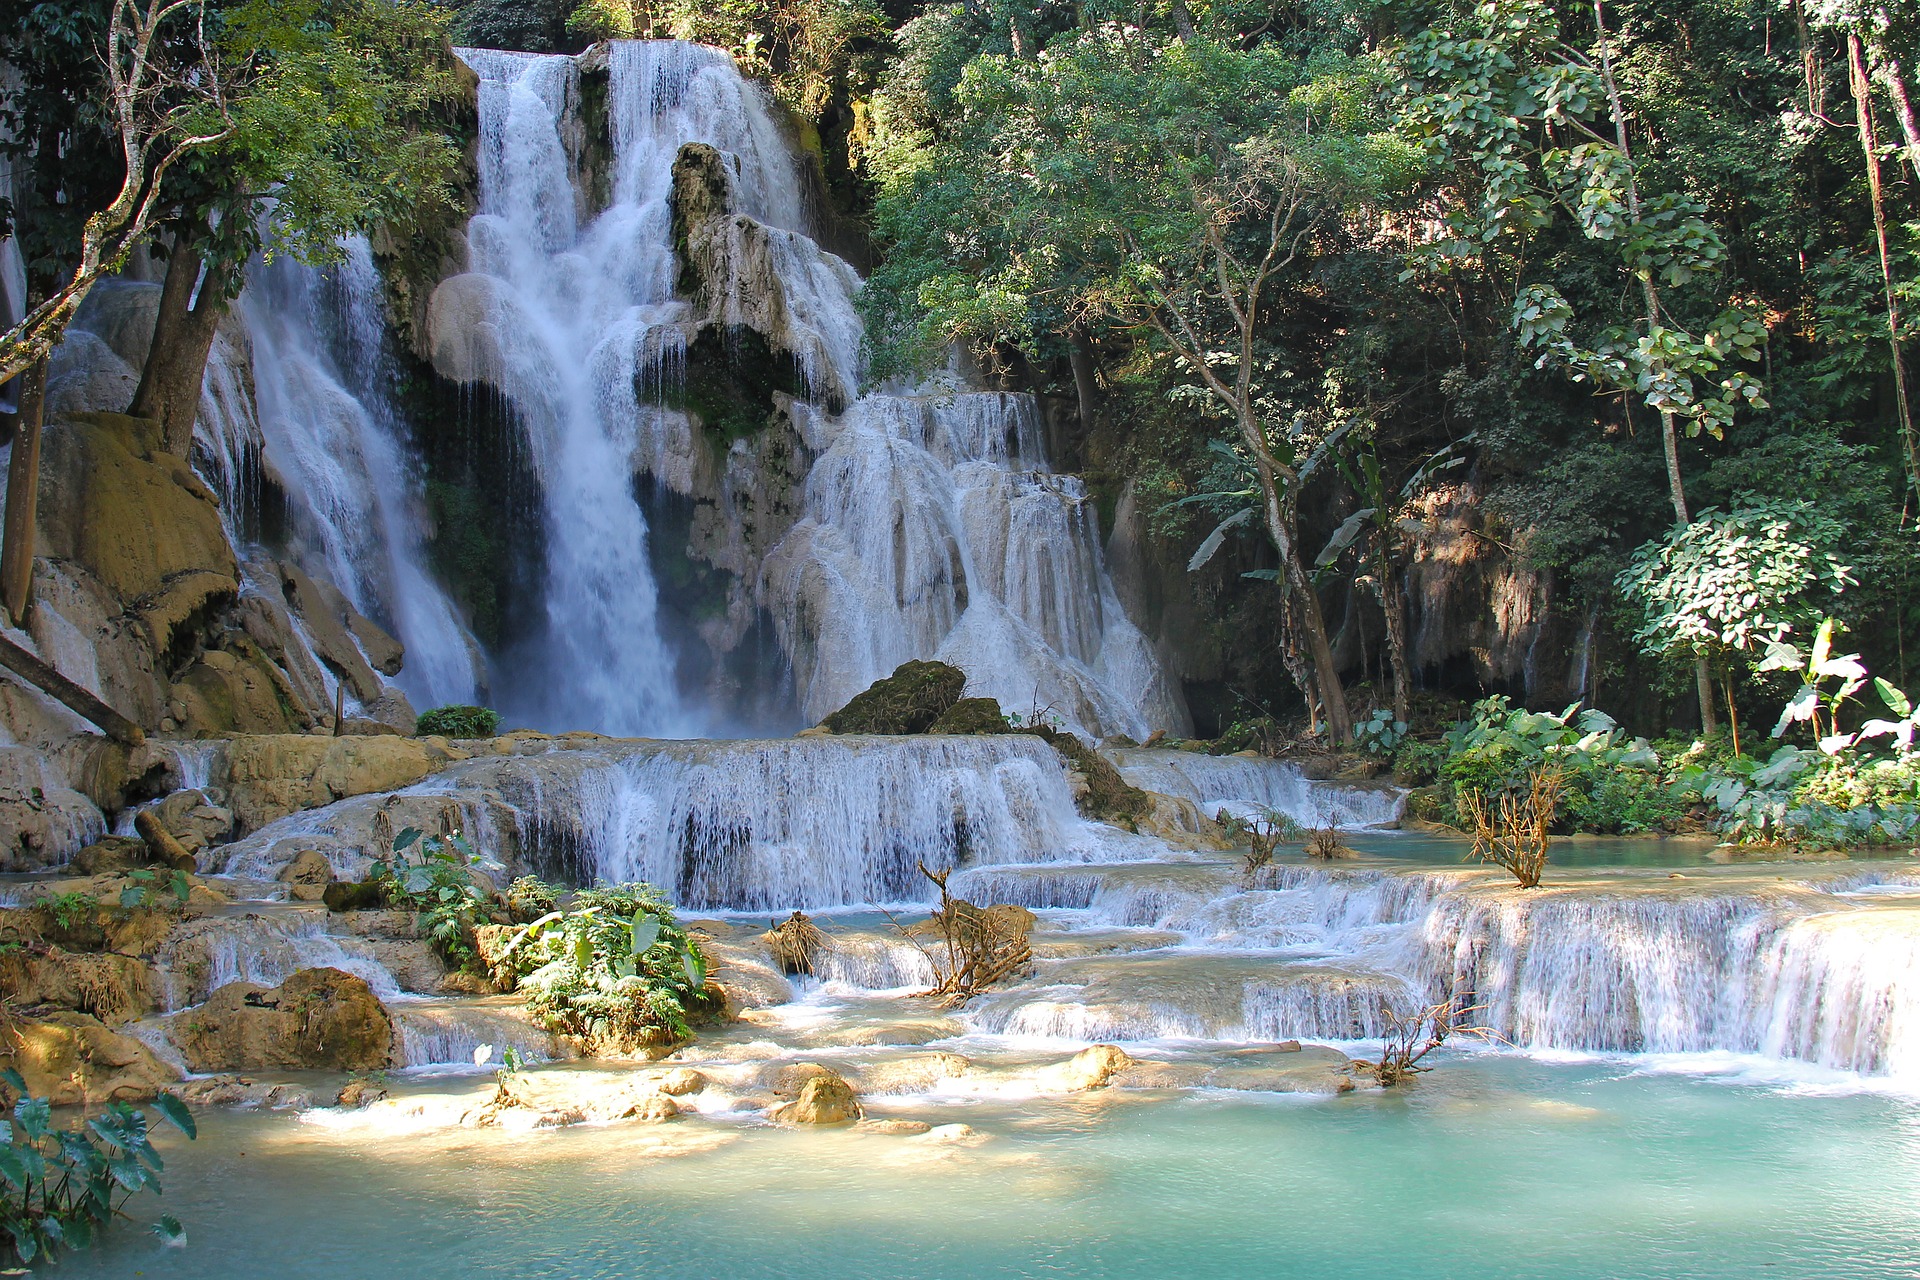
left=167, top=966, right=395, bottom=1074
left=221, top=734, right=456, bottom=833
left=0, top=1011, right=179, bottom=1105
left=821, top=660, right=967, bottom=735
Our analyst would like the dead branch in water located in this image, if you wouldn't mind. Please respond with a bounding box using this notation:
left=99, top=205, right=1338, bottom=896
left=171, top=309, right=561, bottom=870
left=1364, top=992, right=1491, bottom=1086
left=893, top=862, right=1035, bottom=1007
left=1218, top=807, right=1303, bottom=884
left=763, top=911, right=833, bottom=976
left=1460, top=768, right=1565, bottom=889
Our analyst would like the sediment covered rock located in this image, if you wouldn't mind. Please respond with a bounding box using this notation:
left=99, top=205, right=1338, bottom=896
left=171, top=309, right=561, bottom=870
left=167, top=966, right=394, bottom=1073
left=0, top=1011, right=179, bottom=1105
left=821, top=660, right=967, bottom=735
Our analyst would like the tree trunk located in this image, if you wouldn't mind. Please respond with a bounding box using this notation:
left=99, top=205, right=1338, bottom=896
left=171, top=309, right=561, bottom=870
left=1849, top=33, right=1920, bottom=500
left=1, top=356, right=48, bottom=626
left=1870, top=45, right=1920, bottom=182
left=130, top=241, right=231, bottom=457
left=1249, top=451, right=1350, bottom=742
left=1370, top=559, right=1412, bottom=726
left=1067, top=329, right=1101, bottom=449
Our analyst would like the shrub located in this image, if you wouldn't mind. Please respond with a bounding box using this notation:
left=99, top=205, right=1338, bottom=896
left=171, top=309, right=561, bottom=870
left=0, top=1069, right=196, bottom=1266
left=1391, top=737, right=1447, bottom=784
left=370, top=828, right=504, bottom=971
left=415, top=704, right=501, bottom=738
left=498, top=883, right=714, bottom=1049
left=1563, top=767, right=1686, bottom=835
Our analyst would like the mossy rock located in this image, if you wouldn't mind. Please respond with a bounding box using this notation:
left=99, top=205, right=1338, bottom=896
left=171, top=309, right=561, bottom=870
left=1033, top=727, right=1153, bottom=828
left=928, top=697, right=1013, bottom=736
left=821, top=661, right=967, bottom=735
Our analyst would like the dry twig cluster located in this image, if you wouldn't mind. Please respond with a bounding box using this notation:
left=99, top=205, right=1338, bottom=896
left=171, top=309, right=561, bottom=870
left=1460, top=769, right=1565, bottom=888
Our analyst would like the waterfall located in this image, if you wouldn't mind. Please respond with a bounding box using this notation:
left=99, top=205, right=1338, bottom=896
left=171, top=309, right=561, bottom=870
left=1107, top=747, right=1404, bottom=828
left=201, top=245, right=483, bottom=711
left=444, top=41, right=1181, bottom=738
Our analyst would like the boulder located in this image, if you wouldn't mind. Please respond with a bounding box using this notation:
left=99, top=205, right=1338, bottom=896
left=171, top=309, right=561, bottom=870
left=1037, top=1044, right=1134, bottom=1092
left=0, top=746, right=107, bottom=872
left=657, top=1067, right=708, bottom=1096
left=821, top=660, right=967, bottom=735
left=69, top=834, right=154, bottom=876
left=224, top=733, right=448, bottom=832
left=0, top=1011, right=179, bottom=1105
left=462, top=1069, right=682, bottom=1129
left=767, top=1070, right=862, bottom=1126
left=276, top=562, right=393, bottom=704
left=166, top=967, right=394, bottom=1073
left=170, top=640, right=311, bottom=736
left=155, top=788, right=235, bottom=853
left=336, top=1077, right=389, bottom=1108
left=277, top=849, right=337, bottom=901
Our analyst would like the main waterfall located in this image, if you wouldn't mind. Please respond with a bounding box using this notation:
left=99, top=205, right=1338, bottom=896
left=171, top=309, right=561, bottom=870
left=437, top=42, right=1182, bottom=738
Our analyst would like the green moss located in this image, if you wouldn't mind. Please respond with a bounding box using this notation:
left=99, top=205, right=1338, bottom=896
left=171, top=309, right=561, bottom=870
left=928, top=697, right=1013, bottom=735
left=416, top=704, right=501, bottom=738
left=821, top=660, right=966, bottom=733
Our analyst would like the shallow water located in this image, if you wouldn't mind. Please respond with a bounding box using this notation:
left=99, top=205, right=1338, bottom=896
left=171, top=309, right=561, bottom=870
left=67, top=1057, right=1920, bottom=1279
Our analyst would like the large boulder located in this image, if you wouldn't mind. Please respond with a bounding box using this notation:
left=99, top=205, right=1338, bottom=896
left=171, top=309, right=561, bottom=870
left=0, top=948, right=155, bottom=1025
left=166, top=967, right=394, bottom=1073
left=0, top=1011, right=179, bottom=1105
left=821, top=660, right=967, bottom=735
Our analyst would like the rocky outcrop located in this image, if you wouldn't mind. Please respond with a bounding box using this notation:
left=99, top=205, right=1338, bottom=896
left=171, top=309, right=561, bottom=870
left=821, top=660, right=967, bottom=734
left=928, top=697, right=1014, bottom=735
left=461, top=1068, right=684, bottom=1129
left=0, top=947, right=155, bottom=1025
left=166, top=967, right=394, bottom=1073
left=0, top=745, right=106, bottom=871
left=0, top=1011, right=179, bottom=1105
left=222, top=733, right=456, bottom=833
left=277, top=849, right=337, bottom=901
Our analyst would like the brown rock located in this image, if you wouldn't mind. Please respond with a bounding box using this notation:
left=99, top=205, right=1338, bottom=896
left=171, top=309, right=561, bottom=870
left=167, top=967, right=394, bottom=1073
left=657, top=1067, right=708, bottom=1096
left=768, top=1070, right=862, bottom=1126
left=69, top=835, right=153, bottom=876
left=278, top=849, right=336, bottom=902
left=336, top=1077, right=390, bottom=1108
left=1043, top=1044, right=1134, bottom=1092
left=0, top=948, right=154, bottom=1024
left=0, top=1011, right=179, bottom=1105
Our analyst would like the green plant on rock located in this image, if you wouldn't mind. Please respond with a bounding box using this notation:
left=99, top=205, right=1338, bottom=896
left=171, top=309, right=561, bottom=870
left=37, top=891, right=97, bottom=932
left=0, top=1068, right=196, bottom=1266
left=415, top=705, right=502, bottom=739
left=1354, top=709, right=1409, bottom=758
left=371, top=828, right=504, bottom=972
left=118, top=867, right=191, bottom=912
left=498, top=884, right=714, bottom=1050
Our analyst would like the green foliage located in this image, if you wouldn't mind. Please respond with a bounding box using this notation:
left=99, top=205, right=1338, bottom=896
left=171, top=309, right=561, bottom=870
left=117, top=868, right=192, bottom=912
left=505, top=875, right=560, bottom=923
left=1392, top=738, right=1448, bottom=784
left=416, top=705, right=502, bottom=739
left=1354, top=709, right=1409, bottom=758
left=1617, top=499, right=1854, bottom=667
left=37, top=892, right=97, bottom=933
left=0, top=1068, right=196, bottom=1266
left=498, top=884, right=713, bottom=1047
left=370, top=827, right=504, bottom=971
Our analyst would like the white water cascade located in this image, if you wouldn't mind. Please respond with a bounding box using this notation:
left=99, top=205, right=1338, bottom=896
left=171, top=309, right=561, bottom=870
left=200, top=245, right=484, bottom=710
left=442, top=41, right=1181, bottom=738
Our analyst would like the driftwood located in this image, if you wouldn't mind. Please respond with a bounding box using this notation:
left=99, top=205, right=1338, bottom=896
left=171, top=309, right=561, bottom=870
left=764, top=911, right=832, bottom=976
left=133, top=809, right=197, bottom=872
left=891, top=863, right=1033, bottom=1008
left=1364, top=992, right=1490, bottom=1086
left=0, top=631, right=144, bottom=745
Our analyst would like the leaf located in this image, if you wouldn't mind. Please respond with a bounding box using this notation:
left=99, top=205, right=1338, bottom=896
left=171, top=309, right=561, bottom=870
left=393, top=827, right=421, bottom=852
left=153, top=1214, right=185, bottom=1243
left=630, top=913, right=662, bottom=958
left=1187, top=508, right=1253, bottom=572
left=682, top=946, right=707, bottom=988
left=572, top=929, right=594, bottom=972
left=1774, top=686, right=1817, bottom=737
left=1875, top=677, right=1912, bottom=719
left=151, top=1092, right=196, bottom=1140
left=1313, top=507, right=1378, bottom=568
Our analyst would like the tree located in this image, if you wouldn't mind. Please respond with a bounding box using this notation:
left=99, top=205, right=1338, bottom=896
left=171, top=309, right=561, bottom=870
left=1397, top=0, right=1772, bottom=734
left=867, top=26, right=1418, bottom=739
left=1616, top=498, right=1854, bottom=752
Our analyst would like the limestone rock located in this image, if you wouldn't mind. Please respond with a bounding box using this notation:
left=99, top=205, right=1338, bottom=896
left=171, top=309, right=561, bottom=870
left=0, top=1011, right=179, bottom=1105
left=156, top=788, right=235, bottom=853
left=855, top=1118, right=933, bottom=1136
left=657, top=1067, right=708, bottom=1096
left=0, top=947, right=155, bottom=1024
left=36, top=413, right=238, bottom=665
left=1040, top=1044, right=1134, bottom=1092
left=69, top=834, right=154, bottom=875
left=175, top=1076, right=315, bottom=1110
left=911, top=1123, right=988, bottom=1146
left=0, top=746, right=107, bottom=872
left=277, top=849, right=337, bottom=901
left=767, top=1070, right=862, bottom=1126
left=167, top=967, right=394, bottom=1073
left=821, top=660, right=967, bottom=735
left=276, top=562, right=393, bottom=704
left=223, top=733, right=447, bottom=832
left=336, top=1077, right=390, bottom=1108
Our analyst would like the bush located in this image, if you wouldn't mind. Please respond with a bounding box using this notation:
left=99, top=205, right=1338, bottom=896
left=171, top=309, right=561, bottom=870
left=1391, top=737, right=1447, bottom=784
left=0, top=1069, right=196, bottom=1266
left=1563, top=767, right=1686, bottom=834
left=415, top=704, right=501, bottom=738
left=498, top=883, right=716, bottom=1050
left=370, top=828, right=504, bottom=971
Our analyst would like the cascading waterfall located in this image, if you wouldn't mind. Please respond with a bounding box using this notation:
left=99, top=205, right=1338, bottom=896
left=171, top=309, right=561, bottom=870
left=443, top=41, right=1181, bottom=738
left=201, top=245, right=483, bottom=710
left=1107, top=747, right=1405, bottom=828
